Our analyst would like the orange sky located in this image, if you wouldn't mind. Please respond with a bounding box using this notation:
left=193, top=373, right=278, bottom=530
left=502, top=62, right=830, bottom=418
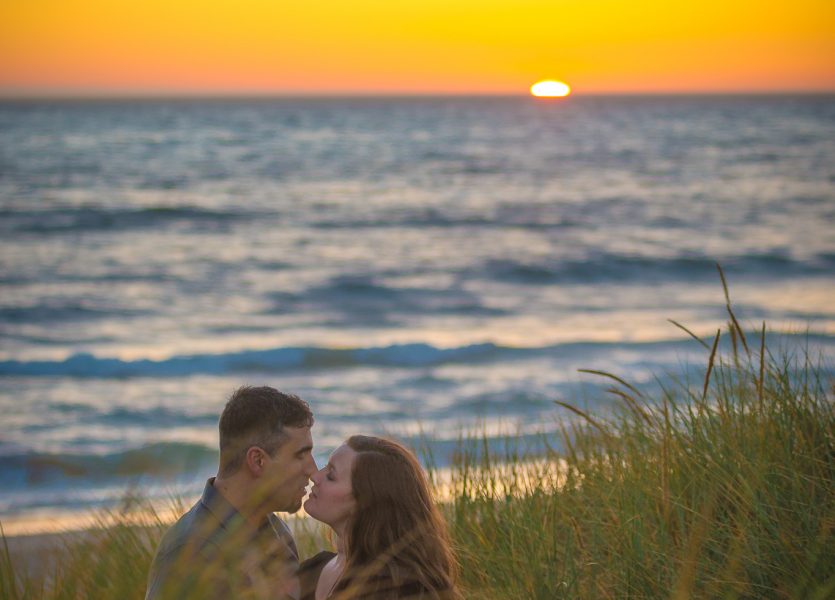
left=1, top=0, right=834, bottom=95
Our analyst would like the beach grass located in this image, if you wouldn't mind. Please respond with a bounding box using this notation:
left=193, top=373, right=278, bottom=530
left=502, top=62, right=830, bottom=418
left=447, top=303, right=834, bottom=598
left=2, top=293, right=833, bottom=598
left=1, top=493, right=170, bottom=600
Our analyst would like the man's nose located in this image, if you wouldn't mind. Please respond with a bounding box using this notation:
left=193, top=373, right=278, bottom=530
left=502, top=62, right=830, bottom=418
left=310, top=467, right=323, bottom=484
left=305, top=456, right=318, bottom=477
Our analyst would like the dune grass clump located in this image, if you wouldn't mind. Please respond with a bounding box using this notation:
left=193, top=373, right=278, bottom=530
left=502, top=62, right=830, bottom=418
left=1, top=494, right=172, bottom=600
left=448, top=278, right=834, bottom=599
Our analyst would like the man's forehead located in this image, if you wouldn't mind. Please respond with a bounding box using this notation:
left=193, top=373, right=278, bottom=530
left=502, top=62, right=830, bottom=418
left=284, top=425, right=313, bottom=447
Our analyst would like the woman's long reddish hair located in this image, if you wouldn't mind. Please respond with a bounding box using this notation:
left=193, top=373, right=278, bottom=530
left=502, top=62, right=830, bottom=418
left=334, top=435, right=459, bottom=599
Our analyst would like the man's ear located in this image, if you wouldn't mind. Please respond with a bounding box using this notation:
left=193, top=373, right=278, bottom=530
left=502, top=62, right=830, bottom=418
left=245, top=446, right=266, bottom=476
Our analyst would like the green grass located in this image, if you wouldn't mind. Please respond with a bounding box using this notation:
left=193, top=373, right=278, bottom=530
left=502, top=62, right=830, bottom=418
left=3, top=288, right=834, bottom=599
left=447, top=298, right=834, bottom=598
left=1, top=493, right=170, bottom=600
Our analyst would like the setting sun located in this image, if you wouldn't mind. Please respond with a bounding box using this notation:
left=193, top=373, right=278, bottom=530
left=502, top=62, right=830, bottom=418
left=531, top=80, right=571, bottom=98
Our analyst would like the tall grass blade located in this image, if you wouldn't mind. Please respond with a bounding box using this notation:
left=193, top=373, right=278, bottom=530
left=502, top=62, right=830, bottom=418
left=667, top=319, right=710, bottom=350
left=758, top=321, right=766, bottom=411
left=702, top=329, right=721, bottom=402
left=578, top=369, right=645, bottom=399
left=605, top=388, right=653, bottom=428
left=1, top=522, right=22, bottom=600
left=716, top=263, right=750, bottom=356
left=553, top=400, right=609, bottom=437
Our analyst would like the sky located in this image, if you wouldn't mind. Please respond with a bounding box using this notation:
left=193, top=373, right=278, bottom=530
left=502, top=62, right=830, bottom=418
left=1, top=0, right=834, bottom=96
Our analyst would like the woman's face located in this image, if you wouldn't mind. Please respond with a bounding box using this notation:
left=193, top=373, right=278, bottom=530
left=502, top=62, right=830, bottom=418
left=304, top=443, right=357, bottom=532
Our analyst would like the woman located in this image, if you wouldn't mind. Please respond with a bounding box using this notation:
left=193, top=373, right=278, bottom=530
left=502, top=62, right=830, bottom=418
left=299, top=435, right=459, bottom=599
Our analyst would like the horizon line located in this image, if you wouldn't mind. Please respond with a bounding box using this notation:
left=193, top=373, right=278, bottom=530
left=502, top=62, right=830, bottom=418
left=1, top=89, right=835, bottom=102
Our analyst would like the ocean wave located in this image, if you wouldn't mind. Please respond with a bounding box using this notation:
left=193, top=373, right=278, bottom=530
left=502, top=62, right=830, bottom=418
left=15, top=405, right=215, bottom=431
left=266, top=276, right=508, bottom=320
left=456, top=390, right=555, bottom=412
left=0, top=302, right=149, bottom=323
left=0, top=343, right=508, bottom=378
left=477, top=252, right=835, bottom=284
left=0, top=205, right=263, bottom=234
left=309, top=213, right=577, bottom=230
left=6, top=334, right=828, bottom=379
left=0, top=442, right=218, bottom=488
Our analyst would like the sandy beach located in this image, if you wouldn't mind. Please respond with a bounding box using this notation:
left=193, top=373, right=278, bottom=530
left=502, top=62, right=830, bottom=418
left=2, top=507, right=172, bottom=582
left=5, top=529, right=97, bottom=583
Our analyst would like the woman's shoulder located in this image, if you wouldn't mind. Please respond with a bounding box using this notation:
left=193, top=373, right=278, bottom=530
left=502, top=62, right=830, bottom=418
left=300, top=550, right=336, bottom=570
left=298, top=550, right=337, bottom=600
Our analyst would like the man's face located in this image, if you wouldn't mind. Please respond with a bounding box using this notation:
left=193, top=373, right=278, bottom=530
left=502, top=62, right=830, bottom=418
left=258, top=426, right=316, bottom=513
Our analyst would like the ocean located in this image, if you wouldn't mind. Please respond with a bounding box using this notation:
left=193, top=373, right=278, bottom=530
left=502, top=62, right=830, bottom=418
left=1, top=95, right=833, bottom=529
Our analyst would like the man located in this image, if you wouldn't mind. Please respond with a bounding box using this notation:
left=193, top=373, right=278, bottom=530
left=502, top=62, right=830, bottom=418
left=146, top=386, right=316, bottom=599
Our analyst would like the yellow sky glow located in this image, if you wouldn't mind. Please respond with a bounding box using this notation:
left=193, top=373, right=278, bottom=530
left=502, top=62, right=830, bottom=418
left=1, top=0, right=833, bottom=95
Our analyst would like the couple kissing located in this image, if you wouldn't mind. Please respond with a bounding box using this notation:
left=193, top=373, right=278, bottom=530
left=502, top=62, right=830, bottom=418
left=145, top=385, right=460, bottom=599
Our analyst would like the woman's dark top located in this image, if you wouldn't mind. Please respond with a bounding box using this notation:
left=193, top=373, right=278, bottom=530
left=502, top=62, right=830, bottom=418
left=298, top=550, right=450, bottom=599
left=299, top=551, right=336, bottom=600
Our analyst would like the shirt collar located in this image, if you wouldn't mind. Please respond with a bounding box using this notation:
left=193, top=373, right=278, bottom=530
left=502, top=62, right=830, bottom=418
left=200, top=477, right=247, bottom=531
left=200, top=477, right=278, bottom=539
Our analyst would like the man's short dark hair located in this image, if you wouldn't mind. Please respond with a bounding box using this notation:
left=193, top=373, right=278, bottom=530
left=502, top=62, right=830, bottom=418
left=218, top=386, right=314, bottom=476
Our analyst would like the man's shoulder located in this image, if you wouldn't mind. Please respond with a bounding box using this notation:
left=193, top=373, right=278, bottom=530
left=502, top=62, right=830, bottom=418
left=154, top=500, right=224, bottom=559
left=145, top=501, right=229, bottom=600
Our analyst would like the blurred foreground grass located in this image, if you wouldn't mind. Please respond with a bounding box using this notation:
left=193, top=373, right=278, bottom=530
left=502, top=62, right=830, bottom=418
left=3, top=284, right=833, bottom=599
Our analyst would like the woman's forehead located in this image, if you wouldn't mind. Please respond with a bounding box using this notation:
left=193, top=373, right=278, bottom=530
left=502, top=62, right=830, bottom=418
left=329, top=443, right=357, bottom=470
